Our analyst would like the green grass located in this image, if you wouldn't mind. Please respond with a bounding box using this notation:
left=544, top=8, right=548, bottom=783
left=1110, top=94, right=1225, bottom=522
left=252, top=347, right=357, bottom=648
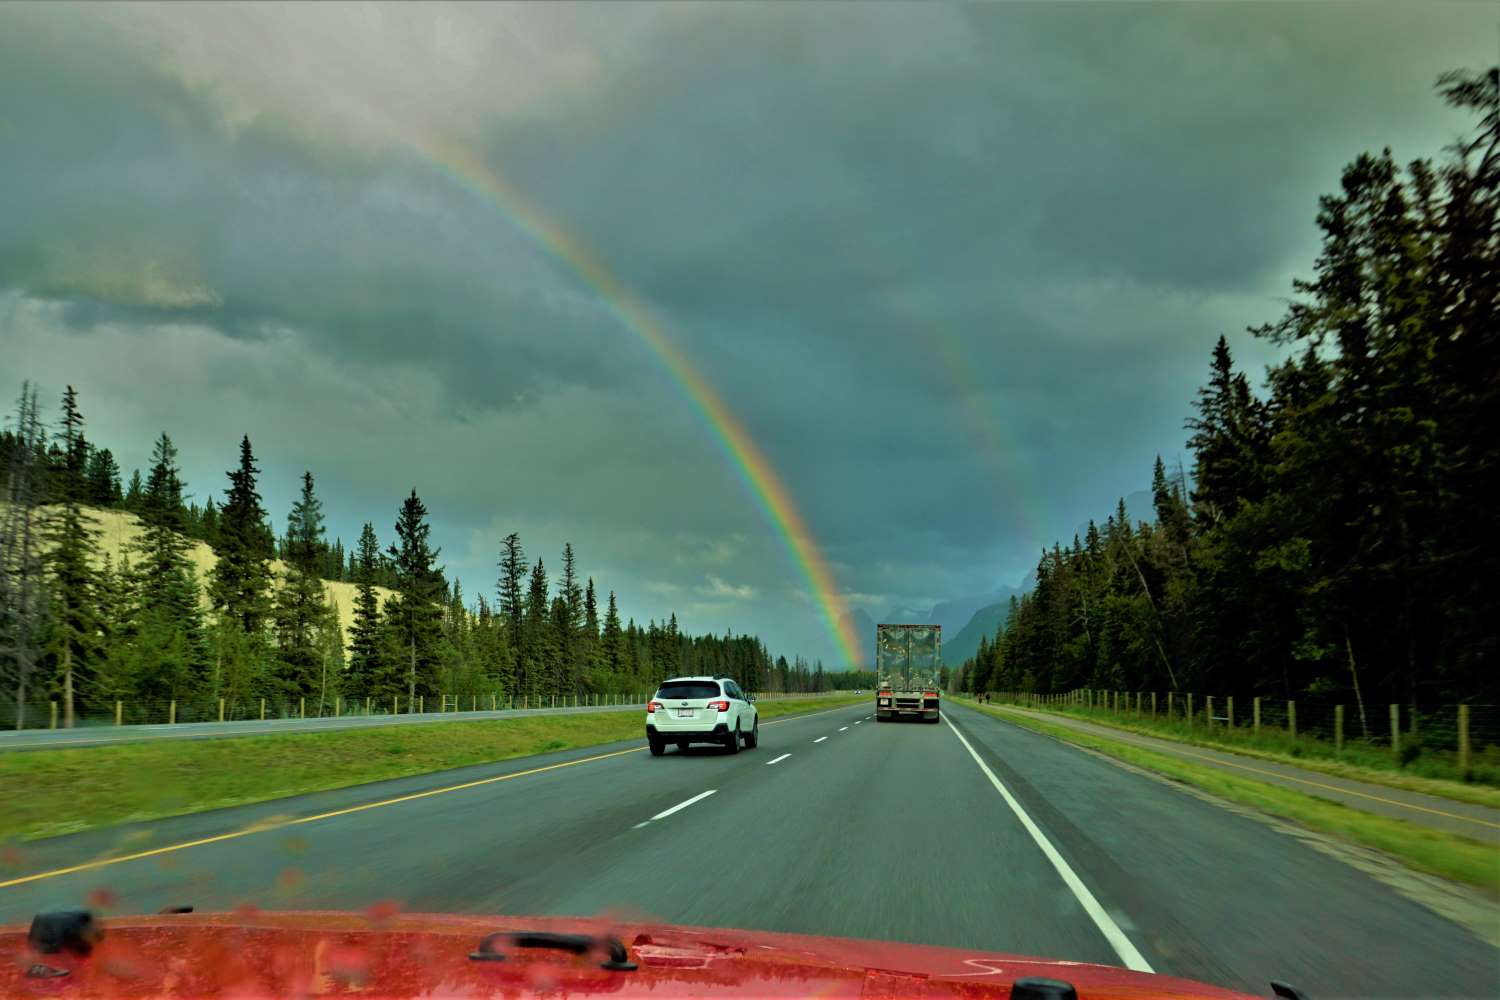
left=957, top=697, right=1500, bottom=808
left=967, top=701, right=1500, bottom=896
left=0, top=696, right=864, bottom=844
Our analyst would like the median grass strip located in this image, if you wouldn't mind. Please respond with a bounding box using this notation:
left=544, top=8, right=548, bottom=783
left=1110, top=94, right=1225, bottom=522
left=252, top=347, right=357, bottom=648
left=970, top=702, right=1500, bottom=896
left=0, top=695, right=864, bottom=843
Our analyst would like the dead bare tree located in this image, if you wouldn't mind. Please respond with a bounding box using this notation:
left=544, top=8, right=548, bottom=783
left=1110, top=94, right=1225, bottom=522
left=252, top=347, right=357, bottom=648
left=0, top=383, right=49, bottom=729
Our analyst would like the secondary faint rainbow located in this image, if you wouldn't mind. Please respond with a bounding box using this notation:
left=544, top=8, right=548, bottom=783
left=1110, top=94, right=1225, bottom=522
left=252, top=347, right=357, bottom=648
left=917, top=325, right=1046, bottom=551
left=426, top=141, right=864, bottom=666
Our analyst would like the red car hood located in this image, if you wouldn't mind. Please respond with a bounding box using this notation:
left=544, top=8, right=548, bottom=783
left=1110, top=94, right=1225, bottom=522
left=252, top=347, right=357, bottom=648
left=1, top=910, right=1258, bottom=999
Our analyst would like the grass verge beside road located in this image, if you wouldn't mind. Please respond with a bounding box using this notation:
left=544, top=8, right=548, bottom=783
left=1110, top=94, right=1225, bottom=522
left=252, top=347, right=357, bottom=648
left=967, top=701, right=1500, bottom=896
left=0, top=695, right=864, bottom=843
left=961, top=697, right=1499, bottom=808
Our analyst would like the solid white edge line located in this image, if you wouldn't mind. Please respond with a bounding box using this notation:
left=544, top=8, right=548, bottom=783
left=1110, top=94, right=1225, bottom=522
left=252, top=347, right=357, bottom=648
left=812, top=736, right=828, bottom=743
left=766, top=753, right=791, bottom=765
left=944, top=717, right=1154, bottom=973
left=649, top=789, right=717, bottom=822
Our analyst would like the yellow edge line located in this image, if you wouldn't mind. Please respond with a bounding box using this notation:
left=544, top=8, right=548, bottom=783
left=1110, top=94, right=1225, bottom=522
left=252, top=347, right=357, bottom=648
left=987, top=704, right=1500, bottom=832
left=0, top=701, right=864, bottom=890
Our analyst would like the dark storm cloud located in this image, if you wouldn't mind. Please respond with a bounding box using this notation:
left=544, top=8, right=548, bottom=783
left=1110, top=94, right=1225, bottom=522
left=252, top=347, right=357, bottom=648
left=0, top=2, right=1490, bottom=660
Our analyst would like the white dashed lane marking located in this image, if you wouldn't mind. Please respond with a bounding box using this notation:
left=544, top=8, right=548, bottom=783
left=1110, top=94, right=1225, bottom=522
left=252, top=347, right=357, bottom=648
left=813, top=736, right=828, bottom=743
left=766, top=754, right=791, bottom=765
left=636, top=789, right=717, bottom=829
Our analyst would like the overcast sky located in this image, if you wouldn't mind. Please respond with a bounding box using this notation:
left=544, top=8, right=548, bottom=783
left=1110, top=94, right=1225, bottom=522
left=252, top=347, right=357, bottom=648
left=1, top=2, right=1492, bottom=664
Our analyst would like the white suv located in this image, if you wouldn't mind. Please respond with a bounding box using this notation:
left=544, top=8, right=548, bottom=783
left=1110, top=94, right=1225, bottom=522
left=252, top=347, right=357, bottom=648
left=646, top=676, right=759, bottom=756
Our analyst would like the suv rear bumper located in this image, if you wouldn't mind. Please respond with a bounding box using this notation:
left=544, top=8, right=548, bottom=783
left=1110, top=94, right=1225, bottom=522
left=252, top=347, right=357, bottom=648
left=647, top=722, right=729, bottom=741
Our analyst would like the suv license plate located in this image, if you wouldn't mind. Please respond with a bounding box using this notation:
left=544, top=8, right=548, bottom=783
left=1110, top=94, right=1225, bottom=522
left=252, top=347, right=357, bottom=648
left=674, top=708, right=695, bottom=718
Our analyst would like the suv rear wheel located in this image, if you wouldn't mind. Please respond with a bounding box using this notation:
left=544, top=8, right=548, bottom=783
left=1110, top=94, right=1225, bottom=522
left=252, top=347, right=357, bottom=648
left=648, top=734, right=665, bottom=756
left=744, top=719, right=758, bottom=749
left=724, top=722, right=740, bottom=754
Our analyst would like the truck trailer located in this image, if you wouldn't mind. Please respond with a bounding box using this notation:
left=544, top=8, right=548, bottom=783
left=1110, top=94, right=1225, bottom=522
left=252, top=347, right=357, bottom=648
left=874, top=623, right=941, bottom=723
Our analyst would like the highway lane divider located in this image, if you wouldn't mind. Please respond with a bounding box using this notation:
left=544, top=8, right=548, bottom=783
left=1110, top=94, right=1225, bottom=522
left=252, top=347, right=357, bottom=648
left=633, top=789, right=717, bottom=829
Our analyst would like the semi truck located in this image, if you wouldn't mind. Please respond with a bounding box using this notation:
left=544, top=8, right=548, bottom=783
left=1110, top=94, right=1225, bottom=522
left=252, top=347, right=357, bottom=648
left=874, top=623, right=941, bottom=723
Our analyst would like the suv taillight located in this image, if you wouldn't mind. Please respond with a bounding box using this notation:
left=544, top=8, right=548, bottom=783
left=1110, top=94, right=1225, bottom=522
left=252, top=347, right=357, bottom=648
left=924, top=691, right=938, bottom=698
left=707, top=700, right=731, bottom=712
left=648, top=701, right=662, bottom=713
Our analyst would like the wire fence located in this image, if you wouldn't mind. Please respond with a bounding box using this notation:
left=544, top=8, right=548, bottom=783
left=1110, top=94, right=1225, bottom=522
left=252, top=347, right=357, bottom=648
left=0, top=687, right=849, bottom=732
left=984, top=689, right=1499, bottom=785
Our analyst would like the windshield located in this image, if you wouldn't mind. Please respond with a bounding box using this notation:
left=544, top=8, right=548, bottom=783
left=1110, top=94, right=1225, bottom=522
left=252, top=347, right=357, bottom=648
left=0, top=5, right=1495, bottom=1000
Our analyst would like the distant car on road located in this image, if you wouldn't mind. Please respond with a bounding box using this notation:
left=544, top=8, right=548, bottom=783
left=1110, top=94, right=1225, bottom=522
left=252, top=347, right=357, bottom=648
left=647, top=676, right=759, bottom=756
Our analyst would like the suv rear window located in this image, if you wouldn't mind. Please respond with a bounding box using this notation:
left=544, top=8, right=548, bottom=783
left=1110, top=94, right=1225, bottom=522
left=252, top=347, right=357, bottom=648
left=656, top=681, right=721, bottom=700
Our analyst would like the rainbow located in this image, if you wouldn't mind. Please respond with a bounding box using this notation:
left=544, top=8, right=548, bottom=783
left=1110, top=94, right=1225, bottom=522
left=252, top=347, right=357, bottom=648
left=426, top=142, right=864, bottom=667
left=919, top=327, right=1045, bottom=552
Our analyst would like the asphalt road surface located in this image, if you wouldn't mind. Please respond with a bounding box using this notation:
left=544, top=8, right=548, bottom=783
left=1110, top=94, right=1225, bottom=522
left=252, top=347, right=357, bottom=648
left=2, top=702, right=1495, bottom=998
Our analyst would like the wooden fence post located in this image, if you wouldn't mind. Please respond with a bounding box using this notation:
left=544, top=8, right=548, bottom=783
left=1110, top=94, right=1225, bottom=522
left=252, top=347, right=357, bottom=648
left=261, top=698, right=266, bottom=721
left=169, top=700, right=176, bottom=725
left=1335, top=705, right=1344, bottom=752
left=1254, top=697, right=1261, bottom=735
left=115, top=700, right=123, bottom=726
left=50, top=701, right=57, bottom=729
left=1151, top=692, right=1157, bottom=719
left=335, top=696, right=341, bottom=717
left=218, top=698, right=224, bottom=723
left=1227, top=696, right=1234, bottom=730
left=1187, top=693, right=1194, bottom=728
left=1168, top=692, right=1174, bottom=719
left=1390, top=704, right=1400, bottom=760
left=393, top=694, right=398, bottom=716
left=1288, top=700, right=1297, bottom=739
left=1458, top=705, right=1471, bottom=777
left=419, top=695, right=424, bottom=714
left=366, top=696, right=371, bottom=715
left=1206, top=695, right=1215, bottom=729
left=300, top=697, right=306, bottom=719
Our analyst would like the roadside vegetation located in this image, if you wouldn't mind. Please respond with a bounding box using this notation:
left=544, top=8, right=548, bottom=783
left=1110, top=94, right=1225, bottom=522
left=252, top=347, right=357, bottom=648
left=951, top=70, right=1500, bottom=788
left=966, top=701, right=1500, bottom=897
left=1, top=387, right=872, bottom=732
left=0, top=695, right=863, bottom=843
left=965, top=696, right=1500, bottom=807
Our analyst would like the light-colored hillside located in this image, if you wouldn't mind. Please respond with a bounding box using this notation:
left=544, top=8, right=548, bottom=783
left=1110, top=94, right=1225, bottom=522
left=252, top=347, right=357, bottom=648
left=24, top=505, right=395, bottom=653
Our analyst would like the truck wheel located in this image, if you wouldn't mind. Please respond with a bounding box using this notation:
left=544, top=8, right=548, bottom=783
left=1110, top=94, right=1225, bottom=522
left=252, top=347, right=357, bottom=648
left=724, top=723, right=741, bottom=754
left=648, top=735, right=665, bottom=756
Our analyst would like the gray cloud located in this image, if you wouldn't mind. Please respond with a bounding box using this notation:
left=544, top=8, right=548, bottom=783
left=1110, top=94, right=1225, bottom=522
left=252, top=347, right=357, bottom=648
left=1, top=2, right=1491, bottom=662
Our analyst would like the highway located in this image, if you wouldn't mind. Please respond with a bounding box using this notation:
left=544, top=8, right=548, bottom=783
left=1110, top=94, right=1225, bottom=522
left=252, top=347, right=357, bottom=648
left=1, top=701, right=1494, bottom=998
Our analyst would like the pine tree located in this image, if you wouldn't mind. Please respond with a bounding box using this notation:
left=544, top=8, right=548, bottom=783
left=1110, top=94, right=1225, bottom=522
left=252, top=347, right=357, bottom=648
left=387, top=490, right=445, bottom=703
left=274, top=471, right=334, bottom=699
left=85, top=447, right=123, bottom=506
left=345, top=522, right=383, bottom=699
left=44, top=386, right=100, bottom=726
left=558, top=543, right=584, bottom=693
left=128, top=433, right=207, bottom=701
left=122, top=468, right=144, bottom=511
left=582, top=577, right=600, bottom=687
left=524, top=557, right=555, bottom=700
left=497, top=532, right=526, bottom=651
left=211, top=438, right=274, bottom=627
left=601, top=590, right=623, bottom=676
